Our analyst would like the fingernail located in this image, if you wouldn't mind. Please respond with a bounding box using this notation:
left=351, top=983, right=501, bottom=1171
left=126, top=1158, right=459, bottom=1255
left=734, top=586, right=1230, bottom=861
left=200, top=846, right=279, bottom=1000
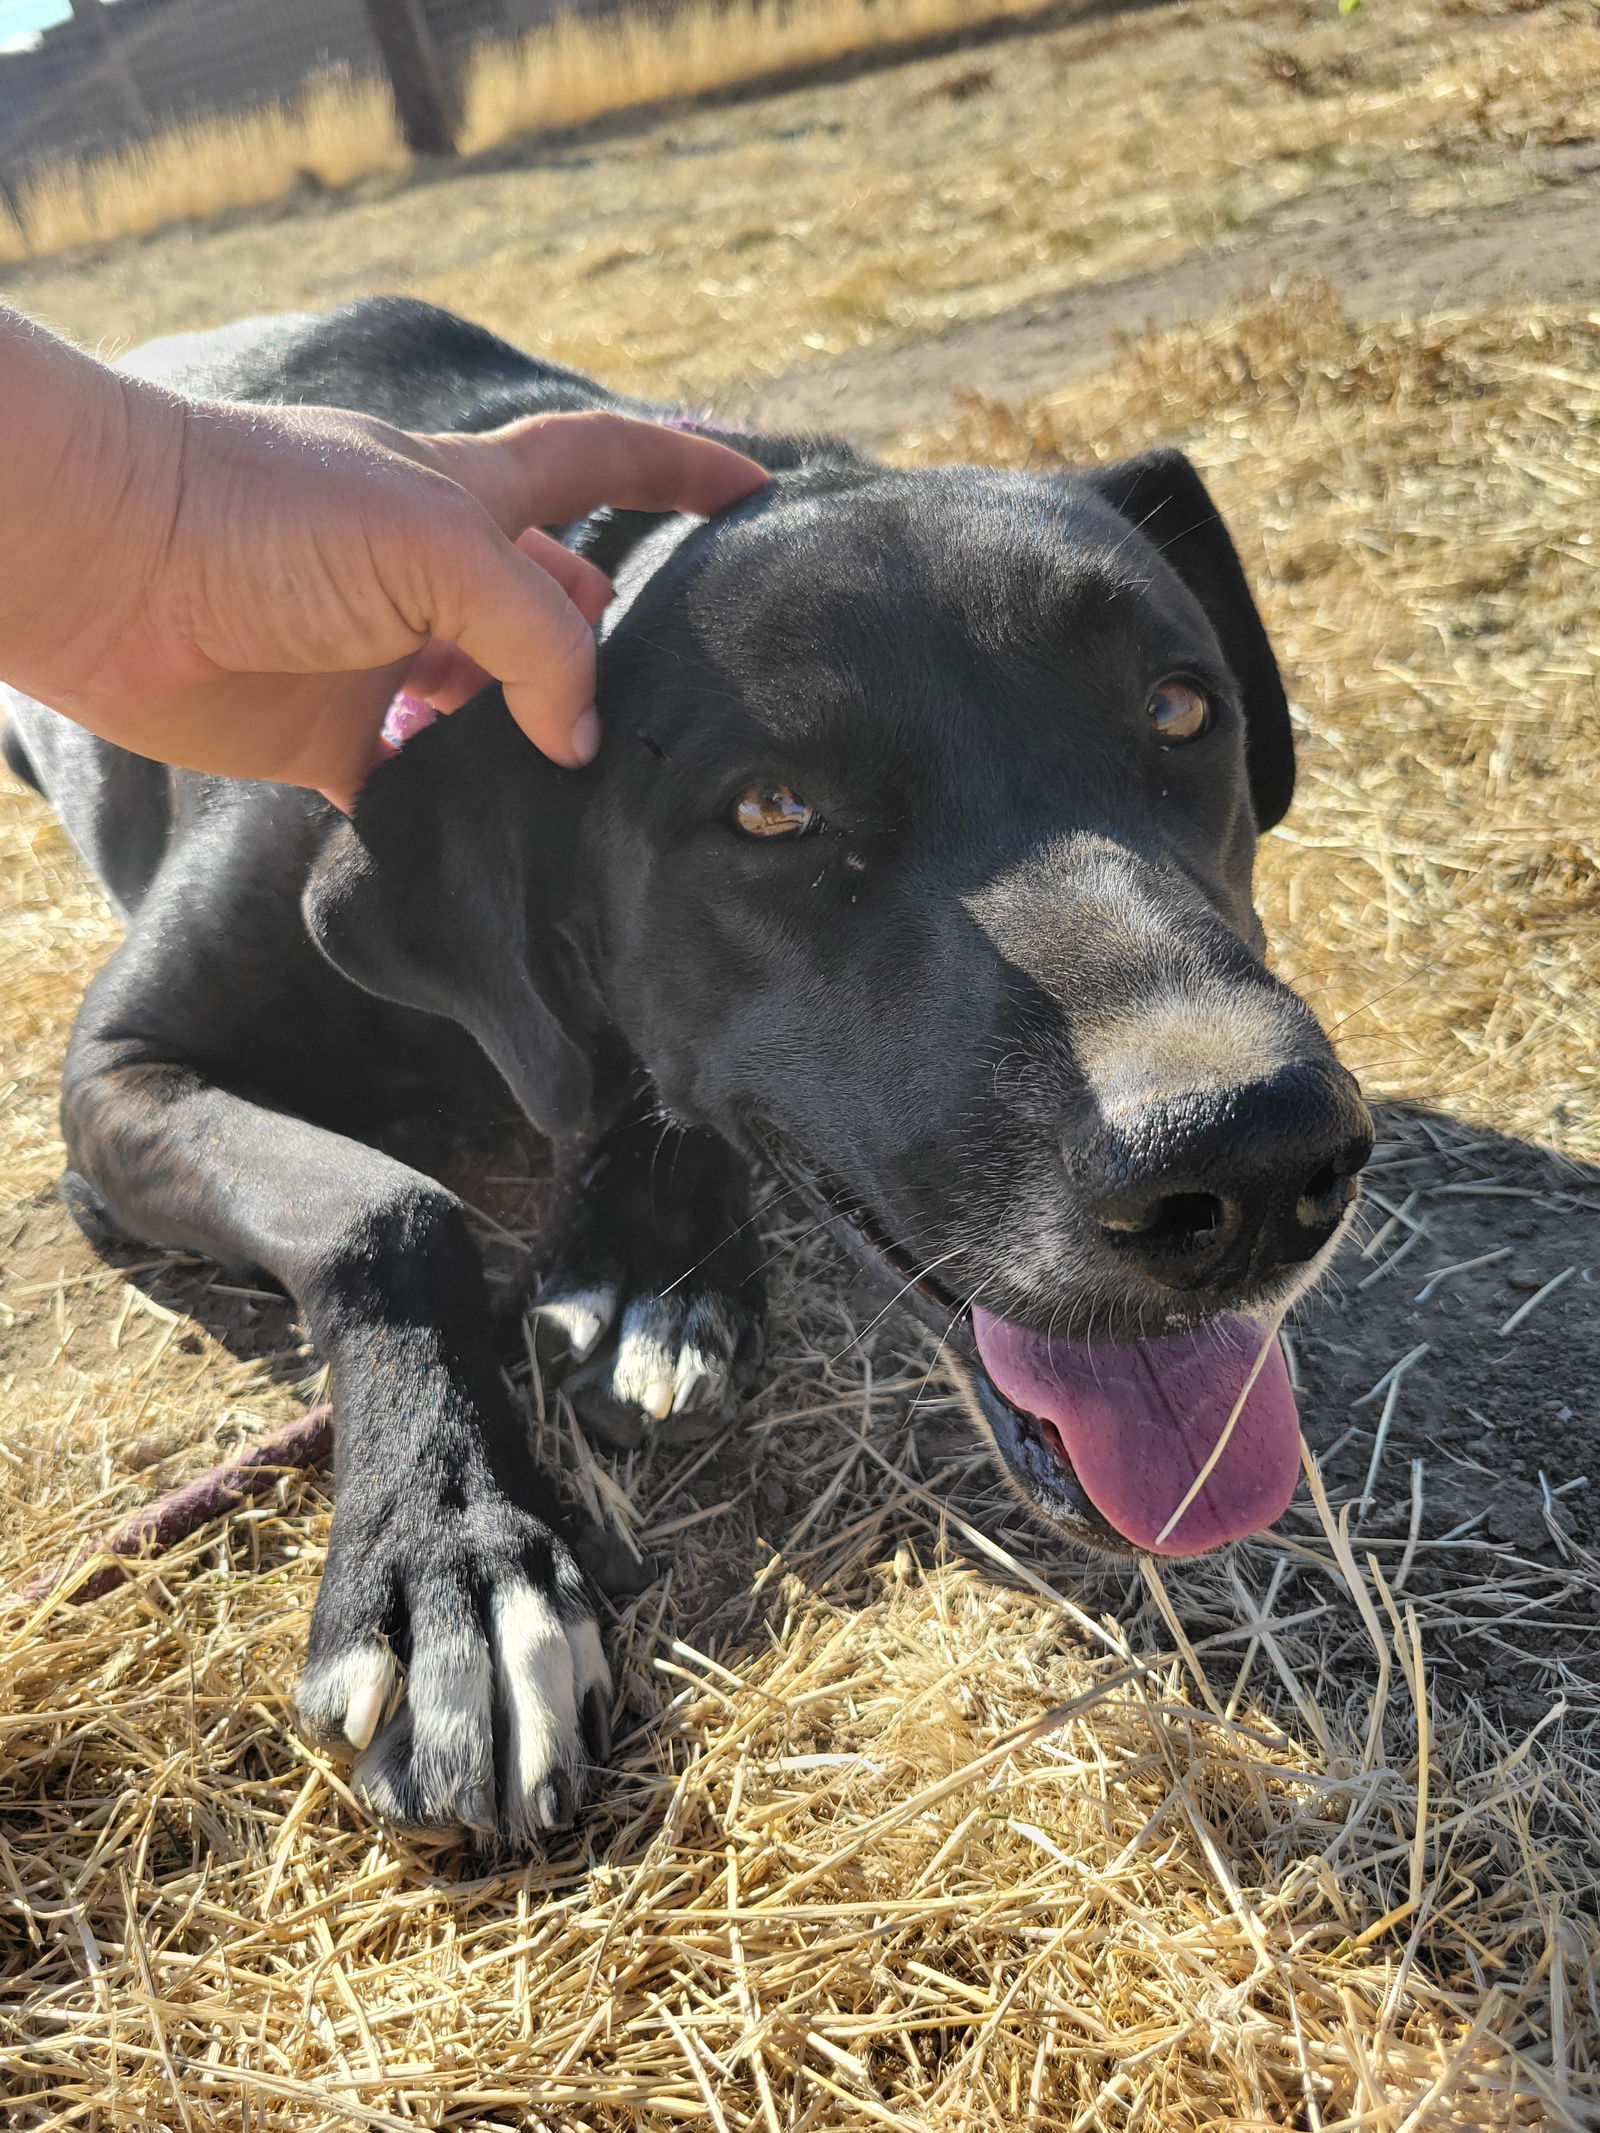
left=570, top=707, right=601, bottom=765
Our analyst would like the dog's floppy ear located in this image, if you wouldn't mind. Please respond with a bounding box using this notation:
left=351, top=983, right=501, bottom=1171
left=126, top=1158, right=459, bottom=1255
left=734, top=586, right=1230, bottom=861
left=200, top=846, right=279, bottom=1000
left=1084, top=448, right=1294, bottom=830
left=304, top=695, right=594, bottom=1137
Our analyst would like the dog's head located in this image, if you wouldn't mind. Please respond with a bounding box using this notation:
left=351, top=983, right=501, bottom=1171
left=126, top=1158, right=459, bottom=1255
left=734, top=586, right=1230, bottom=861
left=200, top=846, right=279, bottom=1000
left=307, top=447, right=1370, bottom=1558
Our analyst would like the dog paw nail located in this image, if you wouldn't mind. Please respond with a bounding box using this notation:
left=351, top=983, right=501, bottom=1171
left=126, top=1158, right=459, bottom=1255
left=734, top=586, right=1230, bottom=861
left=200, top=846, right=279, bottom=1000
left=344, top=1672, right=392, bottom=1752
left=459, top=1784, right=498, bottom=1837
left=536, top=1770, right=575, bottom=1829
left=671, top=1345, right=720, bottom=1413
left=299, top=1642, right=398, bottom=1753
left=640, top=1376, right=676, bottom=1420
left=581, top=1683, right=612, bottom=1763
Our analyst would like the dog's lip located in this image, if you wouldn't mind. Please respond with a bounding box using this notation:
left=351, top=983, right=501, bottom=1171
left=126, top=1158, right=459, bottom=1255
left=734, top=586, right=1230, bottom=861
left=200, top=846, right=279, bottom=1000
left=965, top=1358, right=1122, bottom=1544
left=771, top=1156, right=1096, bottom=1516
left=809, top=1170, right=974, bottom=1330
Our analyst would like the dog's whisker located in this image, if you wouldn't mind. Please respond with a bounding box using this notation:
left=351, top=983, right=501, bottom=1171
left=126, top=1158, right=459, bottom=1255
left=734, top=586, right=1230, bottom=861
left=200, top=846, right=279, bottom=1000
left=903, top=1276, right=997, bottom=1431
left=825, top=1247, right=970, bottom=1365
left=738, top=1213, right=840, bottom=1287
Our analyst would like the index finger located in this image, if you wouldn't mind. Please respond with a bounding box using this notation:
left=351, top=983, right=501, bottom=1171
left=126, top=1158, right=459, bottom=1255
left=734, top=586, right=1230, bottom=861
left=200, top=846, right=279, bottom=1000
left=427, top=410, right=771, bottom=539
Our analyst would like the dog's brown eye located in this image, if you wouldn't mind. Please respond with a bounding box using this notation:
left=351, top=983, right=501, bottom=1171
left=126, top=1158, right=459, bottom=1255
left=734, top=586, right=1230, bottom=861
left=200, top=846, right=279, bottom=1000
left=733, top=785, right=815, bottom=838
left=1148, top=680, right=1210, bottom=743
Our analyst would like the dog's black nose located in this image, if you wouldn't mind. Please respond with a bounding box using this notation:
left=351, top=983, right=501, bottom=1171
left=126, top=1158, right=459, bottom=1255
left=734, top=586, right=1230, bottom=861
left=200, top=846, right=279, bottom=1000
left=1080, top=1064, right=1373, bottom=1294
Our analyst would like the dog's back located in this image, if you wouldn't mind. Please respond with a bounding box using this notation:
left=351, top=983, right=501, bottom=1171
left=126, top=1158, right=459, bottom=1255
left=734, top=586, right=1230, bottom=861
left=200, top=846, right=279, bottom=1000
left=120, top=296, right=650, bottom=429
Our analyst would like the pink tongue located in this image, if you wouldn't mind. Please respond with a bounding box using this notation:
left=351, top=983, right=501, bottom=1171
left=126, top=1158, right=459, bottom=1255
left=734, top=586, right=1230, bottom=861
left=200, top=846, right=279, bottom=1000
left=971, top=1309, right=1300, bottom=1555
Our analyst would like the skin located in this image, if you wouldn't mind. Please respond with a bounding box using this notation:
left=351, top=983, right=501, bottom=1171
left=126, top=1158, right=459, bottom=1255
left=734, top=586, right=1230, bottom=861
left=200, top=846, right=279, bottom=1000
left=0, top=305, right=768, bottom=809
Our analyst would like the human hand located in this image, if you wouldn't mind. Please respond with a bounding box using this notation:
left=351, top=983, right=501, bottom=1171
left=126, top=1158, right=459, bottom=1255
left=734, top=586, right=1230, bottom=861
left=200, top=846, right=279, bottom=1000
left=0, top=310, right=768, bottom=809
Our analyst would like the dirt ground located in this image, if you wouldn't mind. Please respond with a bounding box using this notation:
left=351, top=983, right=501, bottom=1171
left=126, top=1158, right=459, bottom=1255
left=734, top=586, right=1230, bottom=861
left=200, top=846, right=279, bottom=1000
left=745, top=143, right=1600, bottom=443
left=1288, top=1113, right=1600, bottom=1725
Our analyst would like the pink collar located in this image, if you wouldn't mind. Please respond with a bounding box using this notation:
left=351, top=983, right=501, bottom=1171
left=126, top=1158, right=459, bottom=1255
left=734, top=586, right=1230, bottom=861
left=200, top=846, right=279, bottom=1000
left=381, top=690, right=439, bottom=751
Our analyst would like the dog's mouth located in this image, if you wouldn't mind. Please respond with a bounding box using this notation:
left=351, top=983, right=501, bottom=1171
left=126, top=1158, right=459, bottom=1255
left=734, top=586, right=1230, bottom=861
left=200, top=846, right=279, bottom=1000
left=797, top=1166, right=1301, bottom=1559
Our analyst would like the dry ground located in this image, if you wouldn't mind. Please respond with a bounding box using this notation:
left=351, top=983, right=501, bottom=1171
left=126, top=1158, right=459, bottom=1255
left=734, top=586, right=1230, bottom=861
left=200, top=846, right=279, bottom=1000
left=2, top=0, right=1597, bottom=400
left=5, top=1, right=1600, bottom=2126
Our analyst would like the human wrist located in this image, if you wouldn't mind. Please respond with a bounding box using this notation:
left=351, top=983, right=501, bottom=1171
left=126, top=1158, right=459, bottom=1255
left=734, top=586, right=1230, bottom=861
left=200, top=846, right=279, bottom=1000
left=0, top=307, right=182, bottom=707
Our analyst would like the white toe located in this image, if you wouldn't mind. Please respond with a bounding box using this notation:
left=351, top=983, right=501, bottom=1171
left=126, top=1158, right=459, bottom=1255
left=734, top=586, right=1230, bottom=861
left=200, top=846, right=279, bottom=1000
left=535, top=1286, right=617, bottom=1364
left=297, top=1641, right=399, bottom=1752
left=493, top=1583, right=609, bottom=1837
left=496, top=1582, right=575, bottom=1794
left=612, top=1300, right=680, bottom=1420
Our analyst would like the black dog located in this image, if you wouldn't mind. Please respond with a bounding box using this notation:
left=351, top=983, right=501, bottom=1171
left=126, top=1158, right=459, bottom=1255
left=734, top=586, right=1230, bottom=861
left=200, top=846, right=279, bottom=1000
left=2, top=297, right=1371, bottom=1842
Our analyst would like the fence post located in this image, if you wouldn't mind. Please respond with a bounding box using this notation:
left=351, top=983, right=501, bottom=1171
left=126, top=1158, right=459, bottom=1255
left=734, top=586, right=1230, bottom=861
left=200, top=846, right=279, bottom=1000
left=66, top=0, right=152, bottom=139
left=360, top=0, right=458, bottom=157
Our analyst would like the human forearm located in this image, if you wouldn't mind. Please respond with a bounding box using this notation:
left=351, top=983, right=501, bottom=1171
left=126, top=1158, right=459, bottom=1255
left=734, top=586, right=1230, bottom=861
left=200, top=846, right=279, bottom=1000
left=0, top=305, right=185, bottom=717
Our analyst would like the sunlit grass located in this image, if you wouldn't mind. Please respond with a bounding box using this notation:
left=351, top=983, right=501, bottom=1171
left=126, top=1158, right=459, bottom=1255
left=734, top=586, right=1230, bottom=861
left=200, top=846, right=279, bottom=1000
left=0, top=0, right=1063, bottom=261
left=0, top=68, right=405, bottom=264
left=457, top=0, right=1055, bottom=151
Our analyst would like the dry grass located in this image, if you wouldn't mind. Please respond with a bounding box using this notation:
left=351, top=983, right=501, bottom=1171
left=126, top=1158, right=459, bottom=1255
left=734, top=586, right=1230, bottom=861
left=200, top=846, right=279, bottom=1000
left=2, top=1159, right=1598, bottom=2130
left=5, top=0, right=1599, bottom=397
left=0, top=787, right=121, bottom=1206
left=4, top=287, right=1600, bottom=2127
left=0, top=69, right=405, bottom=266
left=0, top=0, right=1110, bottom=263
left=455, top=0, right=1061, bottom=156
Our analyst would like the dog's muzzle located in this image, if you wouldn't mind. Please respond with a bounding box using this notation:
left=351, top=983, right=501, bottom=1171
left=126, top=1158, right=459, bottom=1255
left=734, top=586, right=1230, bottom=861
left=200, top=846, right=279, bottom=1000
left=777, top=1059, right=1372, bottom=1559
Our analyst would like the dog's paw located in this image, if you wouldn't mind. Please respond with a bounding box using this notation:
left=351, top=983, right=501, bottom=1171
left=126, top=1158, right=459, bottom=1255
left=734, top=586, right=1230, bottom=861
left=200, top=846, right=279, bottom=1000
left=535, top=1281, right=757, bottom=1448
left=295, top=1500, right=610, bottom=1843
left=529, top=1119, right=765, bottom=1448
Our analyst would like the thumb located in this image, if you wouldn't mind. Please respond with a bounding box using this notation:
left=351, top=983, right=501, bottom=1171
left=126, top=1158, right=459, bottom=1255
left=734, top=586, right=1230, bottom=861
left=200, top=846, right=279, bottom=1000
left=431, top=517, right=602, bottom=767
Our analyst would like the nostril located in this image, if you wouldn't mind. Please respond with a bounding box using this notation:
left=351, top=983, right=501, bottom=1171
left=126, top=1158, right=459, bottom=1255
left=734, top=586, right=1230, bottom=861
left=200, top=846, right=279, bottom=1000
left=1102, top=1190, right=1229, bottom=1250
left=1146, top=1191, right=1227, bottom=1245
left=1296, top=1158, right=1362, bottom=1228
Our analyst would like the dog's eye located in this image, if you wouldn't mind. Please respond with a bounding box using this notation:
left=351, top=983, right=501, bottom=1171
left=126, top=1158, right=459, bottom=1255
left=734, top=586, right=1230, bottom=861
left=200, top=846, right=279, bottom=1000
left=733, top=785, right=816, bottom=838
left=1148, top=680, right=1210, bottom=743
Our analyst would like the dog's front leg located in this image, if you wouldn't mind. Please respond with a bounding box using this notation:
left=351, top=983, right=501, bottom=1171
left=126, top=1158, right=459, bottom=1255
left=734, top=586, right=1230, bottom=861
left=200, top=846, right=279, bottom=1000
left=61, top=1049, right=609, bottom=1841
